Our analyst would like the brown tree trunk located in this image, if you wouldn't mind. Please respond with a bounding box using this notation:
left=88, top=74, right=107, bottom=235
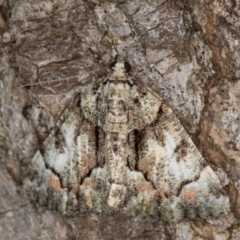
left=0, top=0, right=239, bottom=239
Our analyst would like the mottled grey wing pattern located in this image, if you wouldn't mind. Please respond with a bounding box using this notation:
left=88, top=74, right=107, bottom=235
left=25, top=61, right=230, bottom=221
left=134, top=95, right=230, bottom=221
left=25, top=94, right=102, bottom=215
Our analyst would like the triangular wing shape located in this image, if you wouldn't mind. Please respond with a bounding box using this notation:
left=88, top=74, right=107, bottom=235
left=24, top=95, right=105, bottom=215
left=25, top=61, right=230, bottom=221
left=134, top=96, right=230, bottom=221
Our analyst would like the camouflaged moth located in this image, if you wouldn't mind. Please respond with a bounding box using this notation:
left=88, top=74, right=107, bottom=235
left=24, top=59, right=230, bottom=221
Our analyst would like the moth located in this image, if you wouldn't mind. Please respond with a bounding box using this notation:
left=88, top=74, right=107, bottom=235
left=24, top=59, right=230, bottom=222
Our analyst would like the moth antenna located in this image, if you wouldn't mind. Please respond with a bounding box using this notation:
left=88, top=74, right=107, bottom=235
left=131, top=62, right=163, bottom=102
left=141, top=84, right=163, bottom=102
left=18, top=75, right=79, bottom=88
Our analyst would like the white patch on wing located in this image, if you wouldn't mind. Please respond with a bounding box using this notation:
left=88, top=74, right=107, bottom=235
left=108, top=183, right=126, bottom=208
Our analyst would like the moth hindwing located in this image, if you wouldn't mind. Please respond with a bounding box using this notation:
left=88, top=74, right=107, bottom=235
left=24, top=60, right=230, bottom=222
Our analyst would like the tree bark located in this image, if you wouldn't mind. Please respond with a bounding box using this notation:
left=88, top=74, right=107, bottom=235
left=0, top=0, right=239, bottom=239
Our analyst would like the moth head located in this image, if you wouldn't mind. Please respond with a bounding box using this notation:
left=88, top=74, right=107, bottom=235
left=111, top=61, right=131, bottom=72
left=110, top=60, right=131, bottom=80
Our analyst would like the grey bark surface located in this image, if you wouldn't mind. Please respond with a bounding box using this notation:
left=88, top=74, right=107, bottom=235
left=0, top=0, right=239, bottom=239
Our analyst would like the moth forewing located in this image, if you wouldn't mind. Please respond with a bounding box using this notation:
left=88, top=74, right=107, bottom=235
left=24, top=60, right=230, bottom=221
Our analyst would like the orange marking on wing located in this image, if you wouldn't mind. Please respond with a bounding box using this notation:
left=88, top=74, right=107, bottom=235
left=81, top=154, right=97, bottom=179
left=181, top=187, right=197, bottom=202
left=137, top=181, right=154, bottom=192
left=85, top=154, right=96, bottom=169
left=47, top=174, right=61, bottom=192
left=82, top=178, right=93, bottom=187
left=71, top=186, right=80, bottom=196
left=138, top=159, right=150, bottom=174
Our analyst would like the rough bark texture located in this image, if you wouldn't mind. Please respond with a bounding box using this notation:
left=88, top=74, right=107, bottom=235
left=0, top=0, right=239, bottom=239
